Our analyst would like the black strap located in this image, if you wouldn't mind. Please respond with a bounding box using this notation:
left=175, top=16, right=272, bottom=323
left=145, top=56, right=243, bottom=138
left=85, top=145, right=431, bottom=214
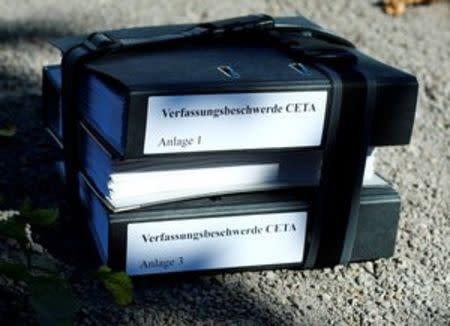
left=60, top=14, right=374, bottom=268
left=273, top=32, right=376, bottom=266
left=75, top=15, right=274, bottom=54
left=77, top=15, right=354, bottom=55
left=303, top=63, right=376, bottom=267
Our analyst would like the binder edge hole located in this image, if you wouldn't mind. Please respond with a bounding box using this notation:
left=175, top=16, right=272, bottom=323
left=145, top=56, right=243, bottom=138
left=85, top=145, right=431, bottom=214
left=217, top=65, right=240, bottom=79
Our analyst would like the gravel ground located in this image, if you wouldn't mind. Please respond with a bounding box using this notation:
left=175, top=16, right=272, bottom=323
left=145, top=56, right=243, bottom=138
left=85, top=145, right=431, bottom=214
left=0, top=0, right=449, bottom=325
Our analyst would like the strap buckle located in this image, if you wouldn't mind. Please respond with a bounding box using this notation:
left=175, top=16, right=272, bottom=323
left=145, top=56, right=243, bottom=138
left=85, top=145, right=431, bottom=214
left=200, top=14, right=274, bottom=36
left=83, top=32, right=123, bottom=52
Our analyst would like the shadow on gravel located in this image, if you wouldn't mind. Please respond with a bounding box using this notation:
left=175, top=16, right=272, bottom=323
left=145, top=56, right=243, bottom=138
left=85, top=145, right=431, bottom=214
left=0, top=91, right=309, bottom=326
left=0, top=94, right=62, bottom=207
left=0, top=19, right=74, bottom=43
left=0, top=71, right=38, bottom=94
left=0, top=24, right=312, bottom=325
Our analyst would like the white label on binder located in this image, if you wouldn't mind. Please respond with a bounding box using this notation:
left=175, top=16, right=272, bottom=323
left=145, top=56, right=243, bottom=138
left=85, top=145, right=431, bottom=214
left=126, top=211, right=307, bottom=275
left=143, top=91, right=328, bottom=154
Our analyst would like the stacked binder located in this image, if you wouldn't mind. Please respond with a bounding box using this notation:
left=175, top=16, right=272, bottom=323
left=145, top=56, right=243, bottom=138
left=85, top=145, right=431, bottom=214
left=42, top=15, right=417, bottom=276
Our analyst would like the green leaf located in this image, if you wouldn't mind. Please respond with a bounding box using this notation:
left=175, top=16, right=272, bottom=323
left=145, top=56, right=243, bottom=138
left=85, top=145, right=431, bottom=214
left=0, top=219, right=27, bottom=244
left=29, top=276, right=80, bottom=326
left=18, top=199, right=59, bottom=225
left=0, top=123, right=17, bottom=137
left=0, top=261, right=31, bottom=282
left=103, top=272, right=134, bottom=306
left=19, top=198, right=33, bottom=220
left=28, top=208, right=59, bottom=225
left=95, top=265, right=133, bottom=306
left=95, top=265, right=112, bottom=279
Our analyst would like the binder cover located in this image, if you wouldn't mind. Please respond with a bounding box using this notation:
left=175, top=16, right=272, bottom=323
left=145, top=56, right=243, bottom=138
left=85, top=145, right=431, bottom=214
left=47, top=16, right=417, bottom=159
left=78, top=172, right=400, bottom=276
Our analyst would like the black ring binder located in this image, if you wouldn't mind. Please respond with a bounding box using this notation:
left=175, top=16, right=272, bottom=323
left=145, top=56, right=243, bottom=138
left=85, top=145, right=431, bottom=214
left=54, top=14, right=415, bottom=271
